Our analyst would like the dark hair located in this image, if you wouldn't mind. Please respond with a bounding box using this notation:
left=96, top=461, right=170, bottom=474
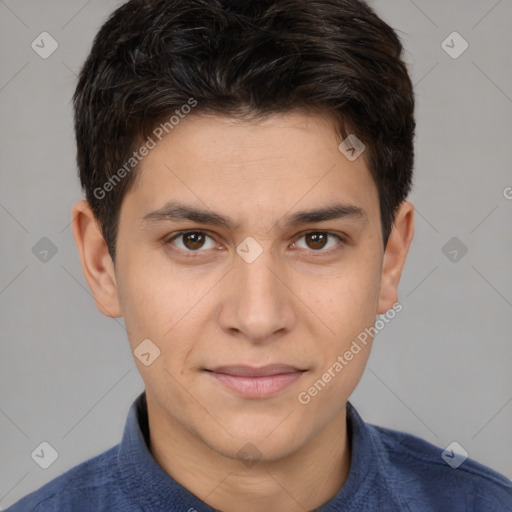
left=73, top=0, right=415, bottom=262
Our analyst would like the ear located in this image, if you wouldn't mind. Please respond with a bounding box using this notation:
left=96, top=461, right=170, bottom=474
left=377, top=200, right=414, bottom=314
left=71, top=199, right=122, bottom=318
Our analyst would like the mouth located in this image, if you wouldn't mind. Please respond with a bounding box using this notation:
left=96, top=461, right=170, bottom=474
left=205, top=364, right=306, bottom=398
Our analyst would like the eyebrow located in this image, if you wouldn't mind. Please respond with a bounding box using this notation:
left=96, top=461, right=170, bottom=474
left=140, top=200, right=366, bottom=230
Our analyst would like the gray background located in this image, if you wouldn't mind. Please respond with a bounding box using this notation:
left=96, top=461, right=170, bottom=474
left=1, top=0, right=511, bottom=508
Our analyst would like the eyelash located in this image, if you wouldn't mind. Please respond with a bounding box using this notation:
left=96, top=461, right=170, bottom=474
left=163, top=230, right=346, bottom=256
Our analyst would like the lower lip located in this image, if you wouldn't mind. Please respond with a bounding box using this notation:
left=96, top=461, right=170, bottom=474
left=208, top=371, right=304, bottom=398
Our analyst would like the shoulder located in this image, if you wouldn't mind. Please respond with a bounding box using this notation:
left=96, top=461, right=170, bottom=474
left=367, top=423, right=512, bottom=511
left=4, top=445, right=132, bottom=512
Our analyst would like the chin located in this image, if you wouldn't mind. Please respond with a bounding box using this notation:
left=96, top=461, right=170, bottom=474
left=211, top=433, right=303, bottom=466
left=200, top=415, right=308, bottom=461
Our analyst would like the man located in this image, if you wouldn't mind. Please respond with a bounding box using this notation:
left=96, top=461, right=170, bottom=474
left=7, top=0, right=512, bottom=510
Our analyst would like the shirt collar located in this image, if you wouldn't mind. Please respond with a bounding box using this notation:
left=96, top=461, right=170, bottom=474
left=118, top=391, right=377, bottom=511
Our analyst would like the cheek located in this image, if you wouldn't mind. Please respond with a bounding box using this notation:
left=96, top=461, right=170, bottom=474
left=296, top=261, right=380, bottom=417
left=117, top=255, right=217, bottom=363
left=117, top=250, right=174, bottom=327
left=118, top=272, right=168, bottom=341
left=312, top=251, right=382, bottom=337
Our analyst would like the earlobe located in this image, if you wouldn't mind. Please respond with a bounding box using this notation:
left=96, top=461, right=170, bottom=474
left=377, top=201, right=414, bottom=314
left=71, top=199, right=122, bottom=318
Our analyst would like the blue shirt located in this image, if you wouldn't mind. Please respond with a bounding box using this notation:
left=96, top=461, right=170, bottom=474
left=6, top=391, right=512, bottom=511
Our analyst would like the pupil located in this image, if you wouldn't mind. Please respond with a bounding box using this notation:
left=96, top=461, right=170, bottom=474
left=308, top=233, right=327, bottom=250
left=185, top=232, right=204, bottom=250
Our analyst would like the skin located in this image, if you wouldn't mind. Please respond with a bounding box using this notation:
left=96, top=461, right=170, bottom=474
left=72, top=111, right=414, bottom=512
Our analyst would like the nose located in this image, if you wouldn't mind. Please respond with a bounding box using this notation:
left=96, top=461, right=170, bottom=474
left=216, top=240, right=296, bottom=345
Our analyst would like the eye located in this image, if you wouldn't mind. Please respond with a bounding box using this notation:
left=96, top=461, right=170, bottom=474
left=164, top=230, right=346, bottom=256
left=165, top=231, right=217, bottom=252
left=292, top=231, right=344, bottom=253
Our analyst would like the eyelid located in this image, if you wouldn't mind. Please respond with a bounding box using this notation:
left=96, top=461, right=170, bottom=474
left=164, top=229, right=347, bottom=254
left=291, top=230, right=347, bottom=253
left=164, top=230, right=219, bottom=251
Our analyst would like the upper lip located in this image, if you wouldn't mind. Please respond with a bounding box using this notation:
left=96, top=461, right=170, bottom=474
left=207, top=364, right=304, bottom=377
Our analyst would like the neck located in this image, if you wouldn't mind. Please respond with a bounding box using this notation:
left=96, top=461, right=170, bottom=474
left=146, top=397, right=351, bottom=512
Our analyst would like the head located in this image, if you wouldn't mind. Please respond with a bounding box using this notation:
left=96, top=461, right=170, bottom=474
left=72, top=0, right=415, bottom=465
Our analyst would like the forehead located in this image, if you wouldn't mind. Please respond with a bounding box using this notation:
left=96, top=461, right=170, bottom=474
left=121, top=111, right=379, bottom=228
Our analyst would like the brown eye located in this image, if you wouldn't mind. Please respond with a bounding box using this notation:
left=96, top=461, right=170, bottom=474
left=167, top=231, right=216, bottom=252
left=293, top=231, right=343, bottom=253
left=182, top=232, right=205, bottom=250
left=305, top=232, right=328, bottom=250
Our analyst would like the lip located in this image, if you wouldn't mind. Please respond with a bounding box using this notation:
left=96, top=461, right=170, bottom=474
left=206, top=364, right=306, bottom=398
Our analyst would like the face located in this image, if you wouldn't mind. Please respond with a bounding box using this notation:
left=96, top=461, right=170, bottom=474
left=73, top=111, right=413, bottom=463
